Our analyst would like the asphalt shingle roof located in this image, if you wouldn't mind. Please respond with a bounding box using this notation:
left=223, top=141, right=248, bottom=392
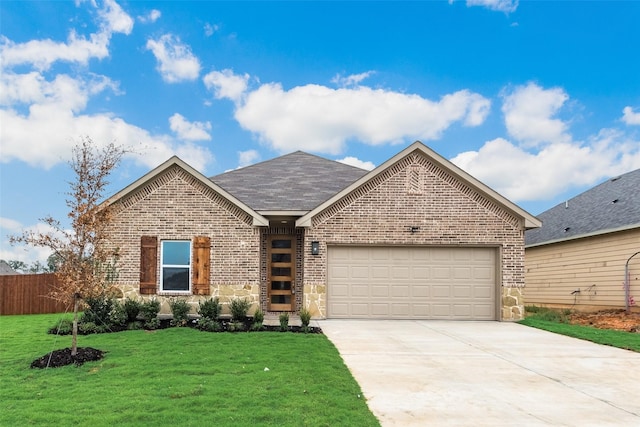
left=525, top=168, right=640, bottom=246
left=210, top=151, right=369, bottom=212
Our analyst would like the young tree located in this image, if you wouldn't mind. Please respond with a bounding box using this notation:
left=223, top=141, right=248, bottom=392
left=11, top=137, right=125, bottom=356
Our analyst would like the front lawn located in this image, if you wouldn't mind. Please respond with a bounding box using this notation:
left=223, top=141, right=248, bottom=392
left=519, top=312, right=640, bottom=353
left=0, top=313, right=380, bottom=426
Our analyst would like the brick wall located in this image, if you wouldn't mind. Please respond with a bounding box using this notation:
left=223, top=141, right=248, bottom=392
left=302, top=152, right=526, bottom=320
left=105, top=165, right=261, bottom=314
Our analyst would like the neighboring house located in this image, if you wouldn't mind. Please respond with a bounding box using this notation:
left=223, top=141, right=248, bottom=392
left=105, top=141, right=540, bottom=321
left=525, top=168, right=640, bottom=312
left=0, top=260, right=20, bottom=275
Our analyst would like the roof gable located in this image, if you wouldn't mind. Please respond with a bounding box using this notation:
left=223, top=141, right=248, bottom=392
left=210, top=151, right=368, bottom=212
left=525, top=168, right=640, bottom=247
left=105, top=156, right=269, bottom=226
left=297, top=141, right=541, bottom=229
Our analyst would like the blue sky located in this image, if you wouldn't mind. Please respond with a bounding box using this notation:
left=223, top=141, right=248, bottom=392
left=1, top=0, right=640, bottom=264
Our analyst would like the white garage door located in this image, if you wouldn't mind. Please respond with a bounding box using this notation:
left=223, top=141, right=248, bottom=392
left=327, top=246, right=497, bottom=320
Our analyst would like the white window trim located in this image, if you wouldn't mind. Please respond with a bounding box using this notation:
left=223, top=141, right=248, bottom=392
left=160, top=240, right=192, bottom=294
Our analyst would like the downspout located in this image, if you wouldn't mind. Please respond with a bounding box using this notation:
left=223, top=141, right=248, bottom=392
left=624, top=251, right=640, bottom=314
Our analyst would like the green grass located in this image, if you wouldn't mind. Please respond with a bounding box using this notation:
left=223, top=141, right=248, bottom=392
left=519, top=308, right=640, bottom=353
left=0, top=314, right=380, bottom=427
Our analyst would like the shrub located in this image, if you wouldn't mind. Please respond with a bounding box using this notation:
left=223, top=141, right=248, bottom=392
left=299, top=308, right=311, bottom=327
left=82, top=294, right=115, bottom=326
left=299, top=307, right=312, bottom=333
left=123, top=298, right=142, bottom=322
left=139, top=298, right=161, bottom=329
left=228, top=321, right=245, bottom=332
left=109, top=301, right=128, bottom=326
left=252, top=307, right=264, bottom=330
left=279, top=312, right=289, bottom=332
left=79, top=321, right=99, bottom=335
left=198, top=297, right=221, bottom=320
left=230, top=298, right=251, bottom=322
left=169, top=298, right=191, bottom=326
left=48, top=318, right=73, bottom=335
left=127, top=321, right=143, bottom=330
left=197, top=317, right=221, bottom=332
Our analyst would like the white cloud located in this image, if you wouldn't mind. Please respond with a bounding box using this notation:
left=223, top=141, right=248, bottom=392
left=238, top=150, right=260, bottom=167
left=0, top=0, right=133, bottom=71
left=502, top=82, right=570, bottom=146
left=0, top=70, right=213, bottom=170
left=0, top=32, right=110, bottom=71
left=138, top=9, right=161, bottom=24
left=169, top=113, right=212, bottom=141
left=331, top=71, right=375, bottom=88
left=204, top=23, right=219, bottom=37
left=452, top=84, right=640, bottom=203
left=0, top=220, right=61, bottom=265
left=337, top=156, right=375, bottom=171
left=203, top=69, right=250, bottom=103
left=466, top=0, right=519, bottom=13
left=98, top=0, right=134, bottom=35
left=207, top=70, right=490, bottom=155
left=146, top=34, right=201, bottom=83
left=622, top=106, right=640, bottom=126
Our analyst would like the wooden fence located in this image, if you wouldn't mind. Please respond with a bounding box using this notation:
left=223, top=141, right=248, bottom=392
left=0, top=274, right=69, bottom=315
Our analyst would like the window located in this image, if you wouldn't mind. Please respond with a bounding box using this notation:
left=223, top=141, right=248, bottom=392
left=161, top=240, right=191, bottom=292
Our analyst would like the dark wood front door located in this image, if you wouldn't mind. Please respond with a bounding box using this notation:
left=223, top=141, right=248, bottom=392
left=267, top=235, right=295, bottom=311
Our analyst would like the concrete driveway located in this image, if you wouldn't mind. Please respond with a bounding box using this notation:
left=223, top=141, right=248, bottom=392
left=319, top=320, right=640, bottom=426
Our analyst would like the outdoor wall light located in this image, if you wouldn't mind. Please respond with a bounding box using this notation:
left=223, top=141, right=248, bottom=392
left=311, top=241, right=320, bottom=255
left=410, top=226, right=420, bottom=233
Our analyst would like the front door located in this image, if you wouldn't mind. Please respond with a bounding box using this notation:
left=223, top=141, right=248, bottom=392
left=267, top=235, right=296, bottom=311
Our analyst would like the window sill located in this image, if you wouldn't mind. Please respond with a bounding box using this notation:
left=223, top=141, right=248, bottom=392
left=158, top=291, right=192, bottom=296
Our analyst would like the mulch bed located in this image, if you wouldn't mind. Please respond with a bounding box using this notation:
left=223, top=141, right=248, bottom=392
left=31, top=347, right=105, bottom=369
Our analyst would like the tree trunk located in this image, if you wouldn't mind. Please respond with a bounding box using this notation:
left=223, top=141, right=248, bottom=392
left=71, top=293, right=80, bottom=357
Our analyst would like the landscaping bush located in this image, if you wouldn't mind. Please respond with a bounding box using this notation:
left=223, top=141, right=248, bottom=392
left=299, top=307, right=311, bottom=333
left=139, top=299, right=161, bottom=330
left=230, top=298, right=251, bottom=322
left=169, top=298, right=191, bottom=327
left=279, top=311, right=289, bottom=332
left=251, top=307, right=264, bottom=331
left=197, top=297, right=221, bottom=320
left=48, top=318, right=73, bottom=335
left=197, top=317, right=222, bottom=332
left=109, top=301, right=127, bottom=327
left=123, top=298, right=142, bottom=322
left=81, top=294, right=115, bottom=327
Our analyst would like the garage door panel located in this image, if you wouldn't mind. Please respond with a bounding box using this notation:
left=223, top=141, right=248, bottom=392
left=328, top=246, right=496, bottom=320
left=352, top=266, right=370, bottom=279
left=432, top=285, right=451, bottom=298
left=453, top=285, right=472, bottom=298
left=392, top=266, right=410, bottom=279
left=372, top=285, right=390, bottom=297
left=372, top=266, right=390, bottom=278
left=391, top=284, right=409, bottom=297
left=351, top=284, right=370, bottom=297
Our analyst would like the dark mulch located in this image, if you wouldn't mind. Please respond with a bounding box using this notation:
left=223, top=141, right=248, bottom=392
left=31, top=347, right=105, bottom=369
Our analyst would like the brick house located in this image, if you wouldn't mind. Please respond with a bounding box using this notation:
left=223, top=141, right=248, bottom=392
left=105, top=141, right=540, bottom=320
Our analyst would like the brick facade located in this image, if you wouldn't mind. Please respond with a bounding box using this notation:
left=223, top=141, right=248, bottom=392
left=301, top=152, right=525, bottom=321
left=106, top=165, right=262, bottom=315
left=106, top=148, right=528, bottom=321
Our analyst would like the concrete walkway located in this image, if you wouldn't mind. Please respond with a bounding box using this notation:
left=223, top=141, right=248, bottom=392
left=319, top=320, right=640, bottom=426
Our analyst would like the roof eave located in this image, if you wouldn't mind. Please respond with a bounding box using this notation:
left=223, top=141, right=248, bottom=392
left=296, top=141, right=541, bottom=229
left=525, top=222, right=640, bottom=248
left=104, top=156, right=269, bottom=227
